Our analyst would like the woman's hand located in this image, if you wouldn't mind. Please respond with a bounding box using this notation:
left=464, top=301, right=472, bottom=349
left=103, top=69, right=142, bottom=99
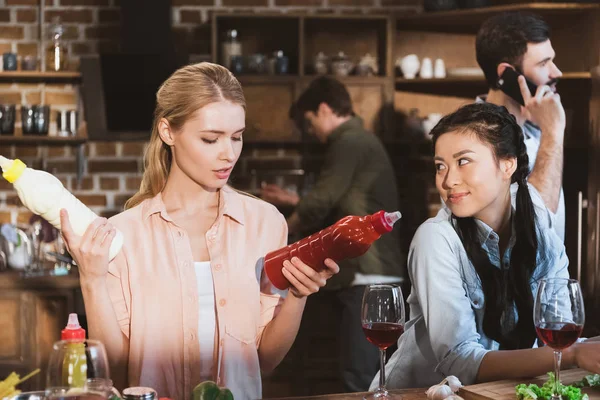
left=282, top=257, right=340, bottom=298
left=568, top=341, right=600, bottom=373
left=60, top=209, right=116, bottom=283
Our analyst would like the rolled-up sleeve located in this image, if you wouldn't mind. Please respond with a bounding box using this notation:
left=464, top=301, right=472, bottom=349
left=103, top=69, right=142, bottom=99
left=512, top=182, right=557, bottom=235
left=256, top=211, right=288, bottom=346
left=409, top=222, right=490, bottom=384
left=107, top=249, right=132, bottom=339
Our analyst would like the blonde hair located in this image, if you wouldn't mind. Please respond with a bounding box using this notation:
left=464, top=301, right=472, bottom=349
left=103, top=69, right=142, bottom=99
left=125, top=62, right=246, bottom=210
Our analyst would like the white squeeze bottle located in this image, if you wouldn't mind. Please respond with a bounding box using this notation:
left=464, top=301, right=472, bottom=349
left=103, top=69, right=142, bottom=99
left=0, top=155, right=124, bottom=261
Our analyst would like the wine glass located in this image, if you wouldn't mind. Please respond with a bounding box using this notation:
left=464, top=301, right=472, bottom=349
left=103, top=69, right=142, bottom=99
left=361, top=284, right=405, bottom=400
left=46, top=339, right=112, bottom=400
left=534, top=278, right=585, bottom=400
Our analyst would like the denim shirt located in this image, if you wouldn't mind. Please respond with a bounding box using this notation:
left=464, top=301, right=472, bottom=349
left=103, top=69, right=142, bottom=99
left=374, top=183, right=569, bottom=390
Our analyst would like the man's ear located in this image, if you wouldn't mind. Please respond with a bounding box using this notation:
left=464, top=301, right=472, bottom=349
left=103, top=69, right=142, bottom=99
left=496, top=63, right=514, bottom=83
left=157, top=118, right=175, bottom=146
left=317, top=102, right=333, bottom=117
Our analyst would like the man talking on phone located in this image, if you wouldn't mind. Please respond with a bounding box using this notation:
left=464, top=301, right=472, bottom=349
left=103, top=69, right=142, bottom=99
left=475, top=11, right=565, bottom=240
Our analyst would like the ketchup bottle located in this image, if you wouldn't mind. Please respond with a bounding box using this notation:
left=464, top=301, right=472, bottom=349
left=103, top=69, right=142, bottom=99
left=264, top=210, right=401, bottom=290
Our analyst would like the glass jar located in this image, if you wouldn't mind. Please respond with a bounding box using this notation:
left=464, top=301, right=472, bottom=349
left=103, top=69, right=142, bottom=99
left=221, top=29, right=242, bottom=72
left=122, top=386, right=157, bottom=400
left=46, top=18, right=67, bottom=72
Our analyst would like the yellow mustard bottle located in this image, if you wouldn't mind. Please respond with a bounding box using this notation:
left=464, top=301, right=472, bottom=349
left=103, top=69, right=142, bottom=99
left=61, top=313, right=87, bottom=388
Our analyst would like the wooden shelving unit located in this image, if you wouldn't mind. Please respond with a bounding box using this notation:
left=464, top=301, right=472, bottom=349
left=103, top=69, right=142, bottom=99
left=394, top=72, right=592, bottom=97
left=392, top=2, right=600, bottom=332
left=212, top=12, right=395, bottom=143
left=395, top=3, right=600, bottom=34
left=0, top=71, right=81, bottom=84
left=0, top=135, right=86, bottom=145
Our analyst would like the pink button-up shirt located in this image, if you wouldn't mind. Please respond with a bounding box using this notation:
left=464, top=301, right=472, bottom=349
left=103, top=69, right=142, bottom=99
left=106, top=185, right=287, bottom=400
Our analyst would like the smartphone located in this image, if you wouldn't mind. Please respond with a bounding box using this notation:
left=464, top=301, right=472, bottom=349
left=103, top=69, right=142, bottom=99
left=497, top=67, right=538, bottom=106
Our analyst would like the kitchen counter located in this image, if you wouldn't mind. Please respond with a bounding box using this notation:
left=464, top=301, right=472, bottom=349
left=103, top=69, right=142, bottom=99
left=0, top=270, right=80, bottom=290
left=267, top=388, right=428, bottom=400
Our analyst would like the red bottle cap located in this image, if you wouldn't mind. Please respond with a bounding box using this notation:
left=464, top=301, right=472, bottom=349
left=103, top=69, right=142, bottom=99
left=61, top=313, right=86, bottom=341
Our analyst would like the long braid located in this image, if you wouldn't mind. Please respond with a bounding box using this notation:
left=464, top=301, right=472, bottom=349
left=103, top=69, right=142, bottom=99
left=431, top=103, right=539, bottom=349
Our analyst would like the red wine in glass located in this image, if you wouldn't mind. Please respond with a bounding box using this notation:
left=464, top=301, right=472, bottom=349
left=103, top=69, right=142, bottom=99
left=536, top=322, right=583, bottom=350
left=534, top=278, right=585, bottom=400
left=361, top=284, right=405, bottom=400
left=362, top=322, right=404, bottom=349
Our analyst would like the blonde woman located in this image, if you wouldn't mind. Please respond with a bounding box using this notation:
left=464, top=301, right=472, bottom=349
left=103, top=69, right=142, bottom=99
left=60, top=63, right=340, bottom=400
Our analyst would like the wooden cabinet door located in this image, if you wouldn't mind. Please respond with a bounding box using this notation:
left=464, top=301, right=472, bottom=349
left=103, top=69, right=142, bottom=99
left=0, top=291, right=36, bottom=369
left=345, top=78, right=394, bottom=135
left=240, top=79, right=301, bottom=142
left=0, top=289, right=74, bottom=392
left=585, top=65, right=600, bottom=335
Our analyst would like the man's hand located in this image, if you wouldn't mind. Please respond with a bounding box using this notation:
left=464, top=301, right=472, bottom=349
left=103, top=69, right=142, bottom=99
left=260, top=183, right=300, bottom=207
left=519, top=75, right=565, bottom=140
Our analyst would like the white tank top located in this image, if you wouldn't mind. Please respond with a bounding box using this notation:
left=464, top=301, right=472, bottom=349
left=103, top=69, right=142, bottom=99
left=194, top=261, right=216, bottom=381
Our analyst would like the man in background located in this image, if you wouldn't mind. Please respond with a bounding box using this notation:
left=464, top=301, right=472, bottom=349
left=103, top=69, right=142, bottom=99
left=475, top=11, right=566, bottom=239
left=261, top=76, right=404, bottom=392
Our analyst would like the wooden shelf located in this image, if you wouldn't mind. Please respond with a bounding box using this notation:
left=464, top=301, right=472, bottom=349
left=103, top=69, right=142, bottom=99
left=0, top=270, right=80, bottom=290
left=236, top=75, right=392, bottom=84
left=396, top=3, right=600, bottom=33
left=0, top=135, right=87, bottom=145
left=395, top=72, right=591, bottom=97
left=0, top=71, right=81, bottom=84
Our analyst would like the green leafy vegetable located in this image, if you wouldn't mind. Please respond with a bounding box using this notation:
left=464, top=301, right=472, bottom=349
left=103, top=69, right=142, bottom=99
left=572, top=374, right=600, bottom=388
left=515, top=372, right=589, bottom=400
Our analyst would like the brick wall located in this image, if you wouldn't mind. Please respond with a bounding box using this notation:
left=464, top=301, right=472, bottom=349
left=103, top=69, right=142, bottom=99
left=0, top=0, right=423, bottom=225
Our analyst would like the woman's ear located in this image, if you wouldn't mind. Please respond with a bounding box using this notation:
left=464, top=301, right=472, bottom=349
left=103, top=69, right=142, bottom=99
left=501, top=157, right=518, bottom=181
left=158, top=118, right=175, bottom=146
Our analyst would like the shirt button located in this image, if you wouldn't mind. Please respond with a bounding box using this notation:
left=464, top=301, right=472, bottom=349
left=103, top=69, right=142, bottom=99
left=189, top=332, right=195, bottom=340
left=178, top=231, right=184, bottom=238
left=219, top=299, right=226, bottom=307
left=214, top=264, right=222, bottom=271
left=220, top=338, right=225, bottom=346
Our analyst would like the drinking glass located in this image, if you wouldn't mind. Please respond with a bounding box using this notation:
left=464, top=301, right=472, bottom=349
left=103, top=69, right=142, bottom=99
left=361, top=284, right=405, bottom=399
left=46, top=339, right=111, bottom=400
left=534, top=278, right=585, bottom=400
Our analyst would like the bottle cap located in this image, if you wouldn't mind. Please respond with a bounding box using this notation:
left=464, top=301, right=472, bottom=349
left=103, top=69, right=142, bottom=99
left=1, top=158, right=26, bottom=183
left=123, top=387, right=157, bottom=400
left=61, top=313, right=86, bottom=341
left=371, top=210, right=402, bottom=234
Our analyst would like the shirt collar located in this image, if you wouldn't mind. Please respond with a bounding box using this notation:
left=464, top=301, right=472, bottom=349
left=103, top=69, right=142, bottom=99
left=142, top=185, right=245, bottom=225
left=327, top=116, right=364, bottom=143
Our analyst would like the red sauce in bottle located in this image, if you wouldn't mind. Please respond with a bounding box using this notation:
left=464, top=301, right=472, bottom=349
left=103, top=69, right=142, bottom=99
left=264, top=210, right=401, bottom=290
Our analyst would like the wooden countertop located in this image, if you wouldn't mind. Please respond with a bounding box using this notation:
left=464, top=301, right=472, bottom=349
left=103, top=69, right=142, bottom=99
left=0, top=270, right=80, bottom=290
left=266, top=388, right=428, bottom=400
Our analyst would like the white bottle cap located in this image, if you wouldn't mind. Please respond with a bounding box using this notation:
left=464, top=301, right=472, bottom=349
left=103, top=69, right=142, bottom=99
left=0, top=155, right=10, bottom=170
left=384, top=211, right=402, bottom=227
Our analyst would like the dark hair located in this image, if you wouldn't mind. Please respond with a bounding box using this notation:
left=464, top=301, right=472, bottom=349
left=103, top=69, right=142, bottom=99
left=476, top=12, right=550, bottom=88
left=289, top=76, right=354, bottom=129
left=431, top=102, right=538, bottom=350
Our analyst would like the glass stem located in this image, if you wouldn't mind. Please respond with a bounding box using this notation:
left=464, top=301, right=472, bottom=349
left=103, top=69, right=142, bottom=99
left=378, top=348, right=386, bottom=391
left=554, top=350, right=562, bottom=397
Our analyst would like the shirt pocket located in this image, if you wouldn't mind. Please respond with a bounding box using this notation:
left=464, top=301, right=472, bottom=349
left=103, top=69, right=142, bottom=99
left=466, top=285, right=485, bottom=310
left=225, top=271, right=260, bottom=345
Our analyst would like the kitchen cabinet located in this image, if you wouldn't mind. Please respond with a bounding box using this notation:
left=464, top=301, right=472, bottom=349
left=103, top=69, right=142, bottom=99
left=0, top=272, right=80, bottom=391
left=211, top=13, right=395, bottom=142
